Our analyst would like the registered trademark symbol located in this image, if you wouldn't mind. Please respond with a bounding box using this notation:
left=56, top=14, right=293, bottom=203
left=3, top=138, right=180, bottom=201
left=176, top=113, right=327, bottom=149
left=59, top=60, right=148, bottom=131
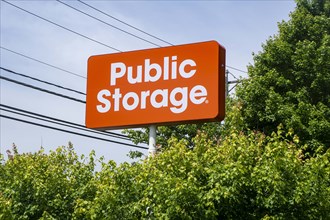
left=205, top=100, right=209, bottom=104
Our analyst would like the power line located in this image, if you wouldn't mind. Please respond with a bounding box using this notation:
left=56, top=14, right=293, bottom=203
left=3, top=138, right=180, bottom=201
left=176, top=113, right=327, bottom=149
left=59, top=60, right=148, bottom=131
left=0, top=114, right=148, bottom=150
left=1, top=67, right=86, bottom=95
left=2, top=1, right=247, bottom=75
left=1, top=0, right=249, bottom=150
left=0, top=105, right=131, bottom=141
left=0, top=104, right=130, bottom=140
left=77, top=0, right=174, bottom=46
left=75, top=1, right=247, bottom=74
left=228, top=83, right=238, bottom=93
left=2, top=0, right=121, bottom=52
left=57, top=0, right=162, bottom=47
left=0, top=75, right=86, bottom=104
left=3, top=1, right=248, bottom=93
left=226, top=65, right=248, bottom=74
left=227, top=70, right=239, bottom=81
left=0, top=46, right=86, bottom=79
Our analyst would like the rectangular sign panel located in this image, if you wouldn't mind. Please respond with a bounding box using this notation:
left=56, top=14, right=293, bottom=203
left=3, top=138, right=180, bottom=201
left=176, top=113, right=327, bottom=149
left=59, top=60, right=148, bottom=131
left=86, top=41, right=225, bottom=130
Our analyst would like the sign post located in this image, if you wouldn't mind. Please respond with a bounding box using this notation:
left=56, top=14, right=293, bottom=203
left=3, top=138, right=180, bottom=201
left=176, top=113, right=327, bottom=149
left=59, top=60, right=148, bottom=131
left=148, top=125, right=157, bottom=156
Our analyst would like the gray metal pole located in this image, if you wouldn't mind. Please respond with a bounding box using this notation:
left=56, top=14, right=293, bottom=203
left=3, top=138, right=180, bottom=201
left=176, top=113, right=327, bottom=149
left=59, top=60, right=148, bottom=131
left=148, top=125, right=157, bottom=156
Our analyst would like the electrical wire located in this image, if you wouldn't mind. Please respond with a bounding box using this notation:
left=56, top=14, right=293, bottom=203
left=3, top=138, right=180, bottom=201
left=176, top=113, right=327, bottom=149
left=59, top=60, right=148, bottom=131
left=226, top=65, right=248, bottom=74
left=0, top=75, right=86, bottom=104
left=1, top=0, right=249, bottom=150
left=57, top=0, right=161, bottom=47
left=228, top=83, right=238, bottom=93
left=2, top=1, right=248, bottom=75
left=76, top=0, right=247, bottom=74
left=0, top=104, right=130, bottom=140
left=227, top=70, right=240, bottom=81
left=2, top=0, right=122, bottom=52
left=77, top=0, right=174, bottom=46
left=1, top=67, right=86, bottom=95
left=0, top=104, right=130, bottom=139
left=0, top=46, right=86, bottom=79
left=0, top=114, right=148, bottom=150
left=0, top=106, right=131, bottom=141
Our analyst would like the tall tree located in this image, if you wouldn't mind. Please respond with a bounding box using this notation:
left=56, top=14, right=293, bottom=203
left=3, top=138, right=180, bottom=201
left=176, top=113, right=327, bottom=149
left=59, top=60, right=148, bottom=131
left=126, top=0, right=330, bottom=153
left=236, top=0, right=330, bottom=155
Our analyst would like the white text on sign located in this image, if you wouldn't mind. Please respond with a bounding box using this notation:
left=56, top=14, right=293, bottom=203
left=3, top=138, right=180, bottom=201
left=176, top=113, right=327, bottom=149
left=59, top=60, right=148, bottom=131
left=96, top=56, right=208, bottom=114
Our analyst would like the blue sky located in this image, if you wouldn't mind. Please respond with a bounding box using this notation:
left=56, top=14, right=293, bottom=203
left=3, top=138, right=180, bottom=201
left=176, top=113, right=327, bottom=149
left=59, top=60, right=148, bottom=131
left=1, top=0, right=296, bottom=163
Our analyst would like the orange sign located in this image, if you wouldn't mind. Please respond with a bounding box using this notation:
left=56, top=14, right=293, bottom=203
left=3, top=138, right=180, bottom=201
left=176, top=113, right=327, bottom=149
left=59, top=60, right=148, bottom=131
left=86, top=41, right=225, bottom=130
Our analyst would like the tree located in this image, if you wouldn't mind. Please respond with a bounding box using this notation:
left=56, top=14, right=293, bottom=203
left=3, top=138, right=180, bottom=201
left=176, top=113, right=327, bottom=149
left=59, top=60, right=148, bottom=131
left=84, top=129, right=330, bottom=219
left=124, top=122, right=222, bottom=149
left=1, top=130, right=329, bottom=219
left=236, top=0, right=330, bottom=155
left=0, top=143, right=97, bottom=220
left=123, top=97, right=241, bottom=150
left=125, top=0, right=329, bottom=155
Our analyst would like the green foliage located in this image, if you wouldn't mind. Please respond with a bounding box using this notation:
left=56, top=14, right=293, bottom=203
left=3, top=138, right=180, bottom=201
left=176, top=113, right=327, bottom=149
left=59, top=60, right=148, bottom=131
left=125, top=1, right=330, bottom=154
left=0, top=143, right=97, bottom=220
left=87, top=129, right=330, bottom=219
left=123, top=122, right=222, bottom=148
left=236, top=0, right=330, bottom=155
left=1, top=131, right=329, bottom=219
left=127, top=150, right=144, bottom=160
left=123, top=97, right=243, bottom=149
